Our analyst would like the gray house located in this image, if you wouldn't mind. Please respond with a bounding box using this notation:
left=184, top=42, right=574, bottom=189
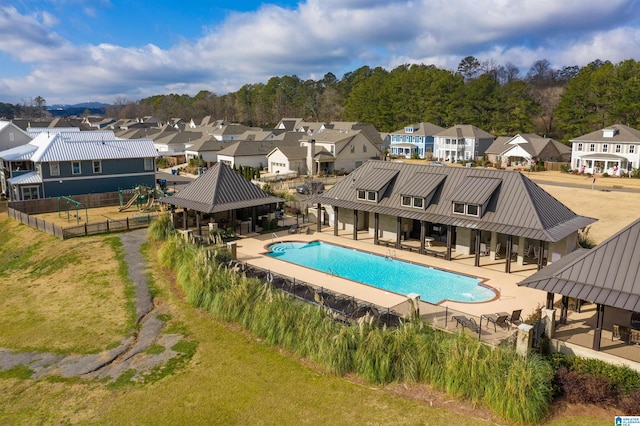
left=310, top=160, right=595, bottom=273
left=1, top=130, right=157, bottom=201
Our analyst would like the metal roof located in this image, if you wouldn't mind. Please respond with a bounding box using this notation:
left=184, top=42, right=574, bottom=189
left=7, top=171, right=42, bottom=185
left=353, top=168, right=398, bottom=192
left=450, top=176, right=501, bottom=205
left=158, top=162, right=284, bottom=213
left=309, top=160, right=596, bottom=242
left=519, top=217, right=640, bottom=312
left=28, top=132, right=158, bottom=162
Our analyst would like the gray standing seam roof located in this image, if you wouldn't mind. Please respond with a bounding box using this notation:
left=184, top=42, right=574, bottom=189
left=353, top=168, right=398, bottom=192
left=519, top=217, right=640, bottom=312
left=158, top=162, right=284, bottom=213
left=309, top=160, right=596, bottom=242
left=450, top=176, right=501, bottom=205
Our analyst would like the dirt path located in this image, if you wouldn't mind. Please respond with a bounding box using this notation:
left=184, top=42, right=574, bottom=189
left=0, top=229, right=183, bottom=381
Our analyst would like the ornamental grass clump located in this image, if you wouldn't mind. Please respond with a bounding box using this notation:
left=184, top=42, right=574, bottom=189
left=157, top=238, right=554, bottom=424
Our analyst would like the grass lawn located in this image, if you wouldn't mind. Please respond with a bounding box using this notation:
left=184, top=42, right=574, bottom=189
left=0, top=217, right=616, bottom=425
left=0, top=219, right=131, bottom=353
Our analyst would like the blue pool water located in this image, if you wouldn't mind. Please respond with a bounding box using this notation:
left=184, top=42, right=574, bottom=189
left=266, top=241, right=495, bottom=304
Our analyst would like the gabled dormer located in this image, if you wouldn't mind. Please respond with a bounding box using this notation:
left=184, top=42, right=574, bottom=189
left=398, top=172, right=446, bottom=210
left=450, top=176, right=501, bottom=218
left=353, top=168, right=398, bottom=203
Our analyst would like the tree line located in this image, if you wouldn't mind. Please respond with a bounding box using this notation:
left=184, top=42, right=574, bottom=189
left=4, top=58, right=640, bottom=142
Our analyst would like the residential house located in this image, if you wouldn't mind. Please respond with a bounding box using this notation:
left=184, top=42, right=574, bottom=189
left=217, top=139, right=298, bottom=170
left=388, top=122, right=445, bottom=159
left=433, top=124, right=495, bottom=162
left=296, top=128, right=383, bottom=175
left=0, top=130, right=157, bottom=201
left=184, top=138, right=236, bottom=165
left=266, top=143, right=332, bottom=178
left=570, top=124, right=640, bottom=175
left=0, top=120, right=31, bottom=151
left=485, top=134, right=571, bottom=167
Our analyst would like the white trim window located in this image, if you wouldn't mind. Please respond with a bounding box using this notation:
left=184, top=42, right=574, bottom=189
left=453, top=202, right=465, bottom=214
left=93, top=160, right=102, bottom=174
left=615, top=144, right=621, bottom=153
left=630, top=145, right=636, bottom=154
left=22, top=186, right=39, bottom=200
left=466, top=204, right=480, bottom=217
left=589, top=143, right=596, bottom=152
left=577, top=143, right=583, bottom=151
left=401, top=195, right=411, bottom=207
left=602, top=144, right=608, bottom=153
left=50, top=162, right=60, bottom=176
left=72, top=161, right=81, bottom=175
left=357, top=190, right=377, bottom=202
left=144, top=158, right=154, bottom=171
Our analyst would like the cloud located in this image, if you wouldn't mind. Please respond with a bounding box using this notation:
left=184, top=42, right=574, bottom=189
left=0, top=1, right=639, bottom=104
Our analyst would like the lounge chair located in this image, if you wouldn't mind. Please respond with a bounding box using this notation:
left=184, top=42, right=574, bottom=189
left=453, top=315, right=479, bottom=333
left=288, top=224, right=299, bottom=234
left=479, top=243, right=488, bottom=256
left=484, top=313, right=510, bottom=332
left=507, top=309, right=522, bottom=326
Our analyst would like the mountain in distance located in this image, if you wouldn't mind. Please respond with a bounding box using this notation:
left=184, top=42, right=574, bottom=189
left=47, top=101, right=109, bottom=116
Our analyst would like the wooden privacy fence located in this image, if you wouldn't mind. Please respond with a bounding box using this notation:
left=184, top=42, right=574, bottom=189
left=7, top=207, right=161, bottom=240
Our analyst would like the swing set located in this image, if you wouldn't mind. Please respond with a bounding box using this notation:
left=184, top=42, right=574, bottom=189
left=57, top=196, right=88, bottom=224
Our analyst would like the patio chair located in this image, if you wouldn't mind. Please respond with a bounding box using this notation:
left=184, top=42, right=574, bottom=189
left=453, top=315, right=479, bottom=333
left=288, top=224, right=299, bottom=234
left=479, top=243, right=488, bottom=256
left=484, top=313, right=509, bottom=332
left=495, top=243, right=501, bottom=259
left=507, top=309, right=522, bottom=326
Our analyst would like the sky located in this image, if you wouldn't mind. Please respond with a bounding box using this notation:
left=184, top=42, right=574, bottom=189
left=1, top=0, right=640, bottom=106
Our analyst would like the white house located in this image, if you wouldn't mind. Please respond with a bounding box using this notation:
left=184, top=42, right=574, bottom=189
left=570, top=124, right=640, bottom=175
left=485, top=133, right=571, bottom=167
left=433, top=124, right=495, bottom=162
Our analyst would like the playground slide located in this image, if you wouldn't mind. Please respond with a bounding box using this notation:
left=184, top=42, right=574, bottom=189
left=119, top=194, right=138, bottom=211
left=143, top=196, right=154, bottom=210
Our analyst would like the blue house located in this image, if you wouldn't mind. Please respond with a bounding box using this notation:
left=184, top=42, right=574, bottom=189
left=0, top=130, right=158, bottom=201
left=388, top=122, right=444, bottom=159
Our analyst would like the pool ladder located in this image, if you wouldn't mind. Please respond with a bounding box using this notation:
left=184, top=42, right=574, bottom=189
left=386, top=249, right=396, bottom=259
left=326, top=268, right=338, bottom=276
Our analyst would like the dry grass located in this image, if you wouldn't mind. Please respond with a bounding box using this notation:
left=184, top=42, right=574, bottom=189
left=0, top=218, right=129, bottom=353
left=34, top=204, right=161, bottom=228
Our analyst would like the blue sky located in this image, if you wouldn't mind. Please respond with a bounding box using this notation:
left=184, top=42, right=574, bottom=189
left=1, top=0, right=640, bottom=105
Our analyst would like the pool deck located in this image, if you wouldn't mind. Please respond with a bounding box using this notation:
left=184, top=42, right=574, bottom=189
left=234, top=224, right=547, bottom=325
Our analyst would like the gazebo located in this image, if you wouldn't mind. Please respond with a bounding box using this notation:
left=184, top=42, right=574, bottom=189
left=158, top=162, right=284, bottom=237
left=518, top=217, right=640, bottom=351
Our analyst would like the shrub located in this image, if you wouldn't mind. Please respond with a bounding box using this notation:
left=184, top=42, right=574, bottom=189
left=577, top=226, right=595, bottom=249
left=554, top=366, right=617, bottom=404
left=560, top=163, right=571, bottom=173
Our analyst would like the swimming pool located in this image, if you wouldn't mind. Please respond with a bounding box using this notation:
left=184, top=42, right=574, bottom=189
left=266, top=241, right=496, bottom=304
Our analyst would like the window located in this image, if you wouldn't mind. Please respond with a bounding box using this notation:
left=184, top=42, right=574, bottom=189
left=616, top=144, right=621, bottom=153
left=144, top=158, right=154, bottom=171
left=22, top=186, right=38, bottom=200
left=93, top=160, right=102, bottom=173
left=72, top=161, right=81, bottom=175
left=357, top=190, right=366, bottom=200
left=50, top=162, right=60, bottom=176
left=413, top=197, right=423, bottom=208
left=453, top=202, right=465, bottom=214
left=589, top=144, right=596, bottom=152
left=577, top=143, right=583, bottom=151
left=602, top=144, right=608, bottom=153
left=350, top=145, right=355, bottom=153
left=405, top=127, right=414, bottom=133
left=466, top=204, right=479, bottom=217
left=367, top=191, right=376, bottom=201
left=9, top=132, right=14, bottom=141
left=401, top=196, right=411, bottom=207
left=363, top=144, right=367, bottom=153
left=630, top=145, right=635, bottom=154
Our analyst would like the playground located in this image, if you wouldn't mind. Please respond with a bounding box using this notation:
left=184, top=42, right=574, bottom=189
left=33, top=185, right=166, bottom=228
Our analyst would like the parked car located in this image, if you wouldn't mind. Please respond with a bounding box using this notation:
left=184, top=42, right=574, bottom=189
left=296, top=181, right=325, bottom=195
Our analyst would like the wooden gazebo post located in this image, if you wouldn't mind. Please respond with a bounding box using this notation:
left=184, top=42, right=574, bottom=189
left=334, top=206, right=339, bottom=236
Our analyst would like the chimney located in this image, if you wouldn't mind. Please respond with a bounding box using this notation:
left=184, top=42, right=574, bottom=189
left=306, top=139, right=315, bottom=177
